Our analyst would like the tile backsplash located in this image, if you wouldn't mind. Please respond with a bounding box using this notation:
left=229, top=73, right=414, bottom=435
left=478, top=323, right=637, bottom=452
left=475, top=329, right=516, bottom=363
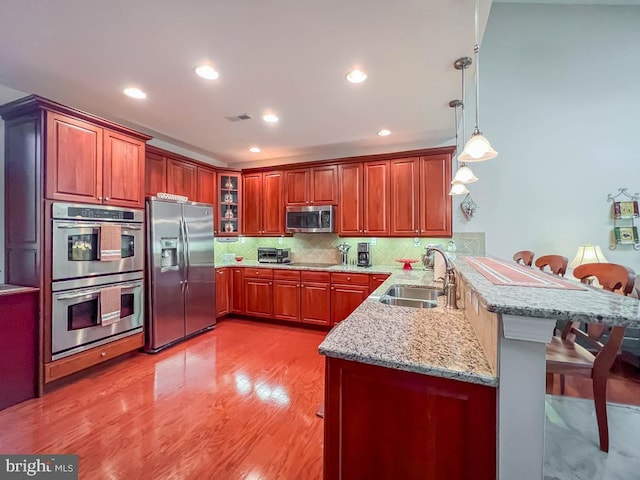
left=215, top=233, right=485, bottom=265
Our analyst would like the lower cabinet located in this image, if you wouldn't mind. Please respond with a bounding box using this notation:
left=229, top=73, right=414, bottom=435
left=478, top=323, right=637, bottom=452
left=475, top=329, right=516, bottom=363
left=273, top=280, right=301, bottom=321
left=369, top=273, right=390, bottom=294
left=330, top=273, right=370, bottom=325
left=324, top=357, right=497, bottom=479
left=244, top=268, right=274, bottom=318
left=215, top=268, right=230, bottom=317
left=231, top=267, right=244, bottom=314
left=301, top=271, right=331, bottom=326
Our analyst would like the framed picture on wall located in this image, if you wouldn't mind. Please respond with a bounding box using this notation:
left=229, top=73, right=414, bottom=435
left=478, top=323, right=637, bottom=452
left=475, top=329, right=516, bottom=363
left=614, top=226, right=639, bottom=245
left=613, top=201, right=639, bottom=219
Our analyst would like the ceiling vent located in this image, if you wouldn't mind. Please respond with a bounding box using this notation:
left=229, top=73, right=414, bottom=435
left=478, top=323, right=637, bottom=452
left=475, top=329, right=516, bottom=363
left=225, top=113, right=252, bottom=122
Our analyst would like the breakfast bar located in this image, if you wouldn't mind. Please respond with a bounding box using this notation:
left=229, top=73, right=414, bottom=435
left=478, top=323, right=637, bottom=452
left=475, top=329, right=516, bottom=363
left=319, top=257, right=640, bottom=479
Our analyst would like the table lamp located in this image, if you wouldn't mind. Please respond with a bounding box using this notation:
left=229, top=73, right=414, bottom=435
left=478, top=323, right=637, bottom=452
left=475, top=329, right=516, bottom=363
left=569, top=244, right=608, bottom=268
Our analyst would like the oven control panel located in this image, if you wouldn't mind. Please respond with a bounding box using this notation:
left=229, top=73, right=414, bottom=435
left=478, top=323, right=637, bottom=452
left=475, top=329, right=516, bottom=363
left=52, top=203, right=144, bottom=223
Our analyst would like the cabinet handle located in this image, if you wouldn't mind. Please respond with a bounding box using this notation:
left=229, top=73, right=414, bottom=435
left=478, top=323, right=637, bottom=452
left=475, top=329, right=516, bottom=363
left=105, top=197, right=110, bottom=201
left=98, top=196, right=103, bottom=200
left=297, top=284, right=301, bottom=287
left=331, top=286, right=334, bottom=290
left=347, top=277, right=351, bottom=281
left=269, top=282, right=272, bottom=285
left=100, top=351, right=106, bottom=357
left=415, top=230, right=419, bottom=233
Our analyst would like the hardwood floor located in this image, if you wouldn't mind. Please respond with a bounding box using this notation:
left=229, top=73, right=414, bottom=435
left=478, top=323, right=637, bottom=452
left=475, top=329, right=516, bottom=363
left=0, top=318, right=326, bottom=479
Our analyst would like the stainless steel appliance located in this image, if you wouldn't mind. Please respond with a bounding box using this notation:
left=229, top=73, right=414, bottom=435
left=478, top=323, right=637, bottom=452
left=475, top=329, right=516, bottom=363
left=257, top=247, right=291, bottom=264
left=52, top=202, right=144, bottom=280
left=51, top=272, right=144, bottom=360
left=285, top=205, right=334, bottom=233
left=145, top=197, right=216, bottom=352
left=357, top=242, right=372, bottom=267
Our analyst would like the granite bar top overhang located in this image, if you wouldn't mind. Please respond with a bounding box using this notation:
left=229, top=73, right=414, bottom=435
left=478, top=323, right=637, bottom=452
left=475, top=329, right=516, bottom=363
left=453, top=257, right=640, bottom=328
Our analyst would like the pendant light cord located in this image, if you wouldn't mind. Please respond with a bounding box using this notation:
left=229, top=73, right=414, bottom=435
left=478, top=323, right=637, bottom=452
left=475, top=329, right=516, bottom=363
left=473, top=0, right=481, bottom=135
left=460, top=57, right=467, bottom=167
left=454, top=103, right=460, bottom=172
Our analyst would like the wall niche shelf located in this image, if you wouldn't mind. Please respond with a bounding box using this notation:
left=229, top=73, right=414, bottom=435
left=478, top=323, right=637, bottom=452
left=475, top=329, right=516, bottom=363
left=607, top=188, right=640, bottom=251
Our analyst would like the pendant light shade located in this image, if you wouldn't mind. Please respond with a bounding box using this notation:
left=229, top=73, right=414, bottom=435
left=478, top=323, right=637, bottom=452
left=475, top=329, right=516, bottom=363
left=459, top=132, right=498, bottom=162
left=452, top=165, right=479, bottom=184
left=448, top=181, right=469, bottom=196
left=461, top=0, right=497, bottom=163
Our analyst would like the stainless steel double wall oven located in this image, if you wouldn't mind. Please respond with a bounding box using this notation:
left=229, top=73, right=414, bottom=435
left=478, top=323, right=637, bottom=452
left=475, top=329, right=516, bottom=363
left=50, top=203, right=145, bottom=360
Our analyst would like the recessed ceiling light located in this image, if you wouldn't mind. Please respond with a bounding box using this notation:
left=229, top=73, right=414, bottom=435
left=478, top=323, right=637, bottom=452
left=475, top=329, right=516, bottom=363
left=123, top=87, right=146, bottom=99
left=249, top=146, right=261, bottom=153
left=377, top=129, right=391, bottom=137
left=346, top=68, right=367, bottom=84
left=195, top=65, right=219, bottom=80
left=262, top=114, right=279, bottom=123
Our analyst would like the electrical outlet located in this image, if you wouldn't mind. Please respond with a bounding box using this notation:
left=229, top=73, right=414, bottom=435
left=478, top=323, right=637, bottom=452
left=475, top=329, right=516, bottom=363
left=240, top=236, right=246, bottom=244
left=278, top=236, right=283, bottom=245
left=371, top=237, right=377, bottom=246
left=413, top=237, right=421, bottom=247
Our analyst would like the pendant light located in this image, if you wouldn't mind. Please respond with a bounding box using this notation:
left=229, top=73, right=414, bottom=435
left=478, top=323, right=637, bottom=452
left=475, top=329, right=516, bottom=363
left=452, top=56, right=478, bottom=185
left=459, top=0, right=497, bottom=163
left=448, top=99, right=469, bottom=196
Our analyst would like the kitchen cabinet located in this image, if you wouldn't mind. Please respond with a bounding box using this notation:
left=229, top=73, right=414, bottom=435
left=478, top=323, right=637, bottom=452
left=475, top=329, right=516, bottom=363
left=45, top=112, right=146, bottom=208
left=285, top=165, right=338, bottom=206
left=390, top=157, right=420, bottom=236
left=323, top=357, right=497, bottom=479
left=419, top=154, right=452, bottom=236
left=218, top=172, right=241, bottom=235
left=167, top=158, right=197, bottom=200
left=145, top=150, right=167, bottom=197
left=197, top=167, right=216, bottom=206
left=301, top=273, right=331, bottom=326
left=242, top=171, right=284, bottom=236
left=244, top=268, right=273, bottom=318
left=330, top=273, right=370, bottom=325
left=368, top=273, right=390, bottom=294
left=273, top=279, right=301, bottom=322
left=215, top=268, right=230, bottom=317
left=338, top=161, right=390, bottom=236
left=231, top=267, right=245, bottom=314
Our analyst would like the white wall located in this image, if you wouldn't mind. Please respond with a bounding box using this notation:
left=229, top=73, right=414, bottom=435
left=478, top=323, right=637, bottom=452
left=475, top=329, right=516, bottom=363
left=453, top=3, right=640, bottom=272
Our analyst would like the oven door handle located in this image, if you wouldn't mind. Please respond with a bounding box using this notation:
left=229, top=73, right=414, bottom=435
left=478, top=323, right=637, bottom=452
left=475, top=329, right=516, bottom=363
left=56, top=282, right=142, bottom=299
left=55, top=223, right=142, bottom=230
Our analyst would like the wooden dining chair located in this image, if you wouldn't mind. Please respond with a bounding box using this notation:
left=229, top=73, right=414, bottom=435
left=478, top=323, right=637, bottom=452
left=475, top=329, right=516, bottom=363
left=513, top=250, right=535, bottom=267
left=535, top=255, right=568, bottom=276
left=546, top=262, right=635, bottom=452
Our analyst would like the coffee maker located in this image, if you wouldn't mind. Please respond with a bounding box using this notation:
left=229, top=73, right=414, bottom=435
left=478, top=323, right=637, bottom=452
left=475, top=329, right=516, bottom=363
left=357, top=242, right=371, bottom=267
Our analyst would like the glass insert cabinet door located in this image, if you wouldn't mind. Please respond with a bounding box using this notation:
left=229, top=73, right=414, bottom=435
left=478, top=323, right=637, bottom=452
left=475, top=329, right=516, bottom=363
left=218, top=172, right=241, bottom=236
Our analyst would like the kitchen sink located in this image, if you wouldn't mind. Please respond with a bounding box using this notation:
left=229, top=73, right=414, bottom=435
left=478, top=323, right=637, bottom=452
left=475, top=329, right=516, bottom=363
left=378, top=284, right=442, bottom=308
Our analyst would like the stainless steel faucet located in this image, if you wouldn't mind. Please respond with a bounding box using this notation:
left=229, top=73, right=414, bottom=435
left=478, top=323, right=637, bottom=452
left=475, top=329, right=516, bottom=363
left=425, top=245, right=458, bottom=309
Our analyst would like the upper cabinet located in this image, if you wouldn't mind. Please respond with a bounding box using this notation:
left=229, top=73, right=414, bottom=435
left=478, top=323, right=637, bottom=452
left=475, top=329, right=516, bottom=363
left=45, top=112, right=146, bottom=208
left=166, top=158, right=197, bottom=200
left=419, top=154, right=451, bottom=236
left=218, top=172, right=241, bottom=236
left=285, top=165, right=338, bottom=206
left=243, top=171, right=284, bottom=236
left=338, top=161, right=390, bottom=236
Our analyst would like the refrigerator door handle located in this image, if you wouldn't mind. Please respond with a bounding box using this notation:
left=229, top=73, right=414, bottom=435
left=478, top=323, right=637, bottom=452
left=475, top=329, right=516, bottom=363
left=179, top=218, right=186, bottom=294
left=182, top=217, right=190, bottom=289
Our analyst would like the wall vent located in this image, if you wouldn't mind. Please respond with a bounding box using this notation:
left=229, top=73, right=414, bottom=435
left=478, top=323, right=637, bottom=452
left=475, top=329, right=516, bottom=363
left=225, top=113, right=252, bottom=122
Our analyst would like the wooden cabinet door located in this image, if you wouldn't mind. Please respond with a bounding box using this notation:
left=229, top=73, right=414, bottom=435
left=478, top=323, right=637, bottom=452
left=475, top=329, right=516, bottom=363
left=215, top=268, right=230, bottom=317
left=285, top=169, right=309, bottom=206
left=331, top=284, right=369, bottom=325
left=301, top=282, right=331, bottom=325
left=167, top=159, right=197, bottom=200
left=390, top=157, right=420, bottom=236
left=368, top=274, right=390, bottom=294
left=45, top=112, right=103, bottom=203
left=242, top=173, right=263, bottom=235
left=262, top=171, right=284, bottom=235
left=338, top=163, right=363, bottom=235
left=363, top=160, right=390, bottom=235
left=231, top=267, right=244, bottom=314
left=103, top=130, right=145, bottom=208
left=244, top=278, right=273, bottom=318
left=218, top=172, right=241, bottom=236
left=145, top=151, right=166, bottom=198
left=197, top=167, right=216, bottom=206
left=419, top=154, right=452, bottom=237
left=311, top=165, right=338, bottom=204
left=273, top=280, right=301, bottom=321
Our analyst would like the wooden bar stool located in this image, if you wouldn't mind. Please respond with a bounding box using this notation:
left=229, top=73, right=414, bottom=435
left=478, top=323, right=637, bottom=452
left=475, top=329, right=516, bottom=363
left=535, top=255, right=568, bottom=276
left=513, top=250, right=535, bottom=267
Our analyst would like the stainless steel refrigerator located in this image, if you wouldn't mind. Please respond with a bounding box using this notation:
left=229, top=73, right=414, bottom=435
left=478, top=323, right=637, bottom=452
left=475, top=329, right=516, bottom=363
left=145, top=197, right=216, bottom=352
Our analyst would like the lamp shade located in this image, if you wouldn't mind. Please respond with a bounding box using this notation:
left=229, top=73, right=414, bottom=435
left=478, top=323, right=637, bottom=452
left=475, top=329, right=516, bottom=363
left=452, top=165, right=478, bottom=184
left=448, top=181, right=469, bottom=196
left=459, top=133, right=498, bottom=162
left=569, top=244, right=608, bottom=268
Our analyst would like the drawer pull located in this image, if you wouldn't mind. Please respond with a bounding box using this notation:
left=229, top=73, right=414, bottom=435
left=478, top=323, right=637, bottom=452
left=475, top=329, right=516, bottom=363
left=100, top=352, right=106, bottom=357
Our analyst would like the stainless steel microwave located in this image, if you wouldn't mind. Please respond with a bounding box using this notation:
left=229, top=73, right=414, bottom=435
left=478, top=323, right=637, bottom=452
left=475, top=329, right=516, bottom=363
left=285, top=205, right=335, bottom=233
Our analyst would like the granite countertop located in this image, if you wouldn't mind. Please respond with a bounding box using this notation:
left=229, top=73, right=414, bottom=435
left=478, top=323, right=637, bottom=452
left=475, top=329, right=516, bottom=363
left=0, top=284, right=40, bottom=296
left=454, top=257, right=640, bottom=327
left=216, top=259, right=395, bottom=274
left=318, top=268, right=497, bottom=387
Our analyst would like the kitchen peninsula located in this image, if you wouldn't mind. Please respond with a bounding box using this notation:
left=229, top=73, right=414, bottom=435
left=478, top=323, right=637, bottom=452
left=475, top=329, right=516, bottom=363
left=319, top=257, right=640, bottom=480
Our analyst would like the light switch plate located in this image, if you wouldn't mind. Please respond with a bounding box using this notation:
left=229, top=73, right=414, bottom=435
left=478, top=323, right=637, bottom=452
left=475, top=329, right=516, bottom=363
left=413, top=237, right=420, bottom=247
